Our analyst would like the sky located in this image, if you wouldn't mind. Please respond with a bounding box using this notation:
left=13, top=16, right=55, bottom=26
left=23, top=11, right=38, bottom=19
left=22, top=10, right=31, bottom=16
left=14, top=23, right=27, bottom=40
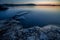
left=0, top=0, right=60, bottom=4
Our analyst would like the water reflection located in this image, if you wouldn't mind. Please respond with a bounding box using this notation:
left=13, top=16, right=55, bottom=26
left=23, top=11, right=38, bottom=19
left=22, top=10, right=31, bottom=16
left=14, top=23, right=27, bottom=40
left=13, top=6, right=60, bottom=12
left=0, top=6, right=60, bottom=27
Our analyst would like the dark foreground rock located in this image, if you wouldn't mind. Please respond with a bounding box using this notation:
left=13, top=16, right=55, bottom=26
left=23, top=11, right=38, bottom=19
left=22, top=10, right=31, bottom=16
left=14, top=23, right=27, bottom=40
left=0, top=18, right=60, bottom=40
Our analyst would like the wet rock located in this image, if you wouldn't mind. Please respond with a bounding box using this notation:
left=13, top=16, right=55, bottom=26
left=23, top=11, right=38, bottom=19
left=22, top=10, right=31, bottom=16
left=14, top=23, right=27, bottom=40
left=0, top=12, right=60, bottom=40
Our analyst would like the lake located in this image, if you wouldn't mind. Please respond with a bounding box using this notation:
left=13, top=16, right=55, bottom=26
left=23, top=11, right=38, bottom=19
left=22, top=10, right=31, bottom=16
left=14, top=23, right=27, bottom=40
left=0, top=6, right=60, bottom=28
left=0, top=6, right=60, bottom=40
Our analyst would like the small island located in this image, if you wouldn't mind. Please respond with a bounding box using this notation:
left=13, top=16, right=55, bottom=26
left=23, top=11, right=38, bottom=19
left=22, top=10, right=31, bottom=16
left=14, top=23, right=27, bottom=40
left=3, top=3, right=36, bottom=6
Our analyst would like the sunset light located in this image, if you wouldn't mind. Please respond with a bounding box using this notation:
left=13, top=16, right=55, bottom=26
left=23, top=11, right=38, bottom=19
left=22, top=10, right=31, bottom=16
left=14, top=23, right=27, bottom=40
left=33, top=2, right=60, bottom=4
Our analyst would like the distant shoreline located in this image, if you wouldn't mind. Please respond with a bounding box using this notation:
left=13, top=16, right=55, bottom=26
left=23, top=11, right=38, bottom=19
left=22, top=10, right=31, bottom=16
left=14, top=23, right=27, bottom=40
left=0, top=4, right=60, bottom=6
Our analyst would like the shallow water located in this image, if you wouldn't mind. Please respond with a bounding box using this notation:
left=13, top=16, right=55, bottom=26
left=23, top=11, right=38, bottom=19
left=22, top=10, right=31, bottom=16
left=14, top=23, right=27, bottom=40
left=0, top=6, right=60, bottom=27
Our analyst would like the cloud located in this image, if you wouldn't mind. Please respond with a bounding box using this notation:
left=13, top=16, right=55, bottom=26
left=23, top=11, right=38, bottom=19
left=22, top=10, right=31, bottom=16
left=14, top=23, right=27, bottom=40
left=0, top=0, right=59, bottom=4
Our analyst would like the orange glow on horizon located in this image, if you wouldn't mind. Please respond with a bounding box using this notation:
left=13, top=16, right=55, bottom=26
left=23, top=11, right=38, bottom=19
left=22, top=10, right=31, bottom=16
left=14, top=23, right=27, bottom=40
left=33, top=2, right=60, bottom=4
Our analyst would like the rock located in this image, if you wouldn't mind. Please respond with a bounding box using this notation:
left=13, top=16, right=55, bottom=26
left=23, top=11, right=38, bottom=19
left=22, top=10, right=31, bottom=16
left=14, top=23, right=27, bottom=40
left=0, top=13, right=60, bottom=40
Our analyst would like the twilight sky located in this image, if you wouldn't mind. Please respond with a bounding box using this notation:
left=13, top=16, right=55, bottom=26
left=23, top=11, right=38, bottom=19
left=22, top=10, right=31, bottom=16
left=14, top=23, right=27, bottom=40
left=0, top=0, right=60, bottom=4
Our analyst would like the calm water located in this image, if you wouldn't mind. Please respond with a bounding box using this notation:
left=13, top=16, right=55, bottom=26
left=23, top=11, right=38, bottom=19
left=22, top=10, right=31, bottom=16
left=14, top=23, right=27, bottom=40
left=0, top=6, right=60, bottom=27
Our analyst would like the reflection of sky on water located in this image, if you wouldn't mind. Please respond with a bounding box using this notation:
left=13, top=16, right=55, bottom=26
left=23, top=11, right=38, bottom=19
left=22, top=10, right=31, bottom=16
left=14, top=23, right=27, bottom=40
left=0, top=6, right=60, bottom=27
left=13, top=6, right=60, bottom=12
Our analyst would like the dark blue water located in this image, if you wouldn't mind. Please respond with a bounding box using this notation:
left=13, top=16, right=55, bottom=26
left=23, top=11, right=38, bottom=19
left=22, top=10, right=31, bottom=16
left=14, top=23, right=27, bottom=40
left=0, top=6, right=60, bottom=28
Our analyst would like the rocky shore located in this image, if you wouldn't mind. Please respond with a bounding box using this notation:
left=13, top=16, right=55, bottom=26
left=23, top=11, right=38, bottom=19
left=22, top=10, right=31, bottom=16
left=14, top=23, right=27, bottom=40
left=0, top=16, right=60, bottom=40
